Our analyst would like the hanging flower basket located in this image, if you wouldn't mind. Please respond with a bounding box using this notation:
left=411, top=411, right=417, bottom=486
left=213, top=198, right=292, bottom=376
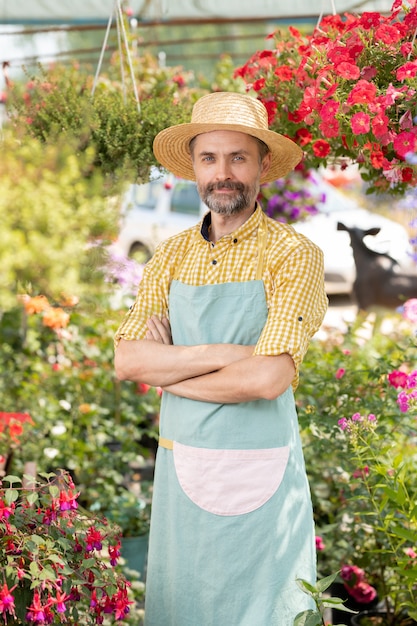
left=235, top=0, right=417, bottom=195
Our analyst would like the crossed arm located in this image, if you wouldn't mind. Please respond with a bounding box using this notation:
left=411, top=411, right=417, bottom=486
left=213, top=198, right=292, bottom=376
left=114, top=315, right=295, bottom=404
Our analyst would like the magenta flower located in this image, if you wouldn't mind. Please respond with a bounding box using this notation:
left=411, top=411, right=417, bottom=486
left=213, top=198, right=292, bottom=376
left=315, top=535, right=325, bottom=551
left=335, top=368, right=346, bottom=379
left=387, top=370, right=409, bottom=388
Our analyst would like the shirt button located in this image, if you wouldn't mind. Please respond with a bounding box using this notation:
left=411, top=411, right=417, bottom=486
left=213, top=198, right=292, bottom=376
left=233, top=238, right=238, bottom=244
left=212, top=259, right=217, bottom=265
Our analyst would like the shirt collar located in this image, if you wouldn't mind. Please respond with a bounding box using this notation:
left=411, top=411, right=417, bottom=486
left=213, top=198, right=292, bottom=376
left=200, top=205, right=262, bottom=243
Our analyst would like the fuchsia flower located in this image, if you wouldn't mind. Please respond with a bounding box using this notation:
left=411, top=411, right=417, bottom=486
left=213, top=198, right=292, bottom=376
left=0, top=583, right=16, bottom=620
left=85, top=526, right=104, bottom=551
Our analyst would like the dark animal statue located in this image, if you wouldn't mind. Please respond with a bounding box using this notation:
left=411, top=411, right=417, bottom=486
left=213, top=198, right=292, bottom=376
left=337, top=222, right=417, bottom=311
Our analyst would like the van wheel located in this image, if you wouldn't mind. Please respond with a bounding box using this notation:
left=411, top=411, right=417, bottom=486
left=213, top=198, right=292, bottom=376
left=129, top=242, right=152, bottom=264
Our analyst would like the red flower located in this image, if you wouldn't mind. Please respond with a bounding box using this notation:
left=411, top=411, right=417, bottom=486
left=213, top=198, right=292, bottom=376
left=346, top=79, right=377, bottom=105
left=375, top=23, right=402, bottom=45
left=334, top=61, right=360, bottom=80
left=274, top=65, right=293, bottom=81
left=312, top=140, right=331, bottom=158
left=359, top=12, right=382, bottom=29
left=319, top=119, right=340, bottom=138
left=252, top=78, right=266, bottom=92
left=86, top=526, right=104, bottom=551
left=370, top=149, right=385, bottom=169
left=262, top=100, right=277, bottom=125
left=402, top=167, right=414, bottom=182
left=295, top=128, right=313, bottom=146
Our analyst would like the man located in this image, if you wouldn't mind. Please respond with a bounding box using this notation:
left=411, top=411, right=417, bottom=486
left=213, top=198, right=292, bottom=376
left=114, top=91, right=328, bottom=625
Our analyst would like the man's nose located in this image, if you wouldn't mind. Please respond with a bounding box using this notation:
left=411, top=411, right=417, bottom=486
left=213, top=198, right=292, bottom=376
left=213, top=159, right=232, bottom=180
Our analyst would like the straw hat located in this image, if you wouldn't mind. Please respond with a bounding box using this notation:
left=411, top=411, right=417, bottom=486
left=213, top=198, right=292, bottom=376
left=153, top=92, right=303, bottom=184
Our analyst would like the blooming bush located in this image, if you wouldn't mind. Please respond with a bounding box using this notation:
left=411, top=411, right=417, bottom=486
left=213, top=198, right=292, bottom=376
left=234, top=0, right=417, bottom=194
left=297, top=305, right=417, bottom=624
left=257, top=169, right=323, bottom=224
left=0, top=467, right=136, bottom=625
left=0, top=289, right=160, bottom=513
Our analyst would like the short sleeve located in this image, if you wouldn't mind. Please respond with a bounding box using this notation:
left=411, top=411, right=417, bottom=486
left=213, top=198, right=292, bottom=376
left=254, top=237, right=328, bottom=387
left=114, top=249, right=171, bottom=347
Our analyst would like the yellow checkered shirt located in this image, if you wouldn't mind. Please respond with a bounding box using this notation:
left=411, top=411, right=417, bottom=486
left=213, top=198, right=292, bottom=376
left=115, top=206, right=328, bottom=388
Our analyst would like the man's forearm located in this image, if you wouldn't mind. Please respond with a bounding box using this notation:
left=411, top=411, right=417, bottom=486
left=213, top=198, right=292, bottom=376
left=114, top=338, right=254, bottom=387
left=163, top=353, right=295, bottom=404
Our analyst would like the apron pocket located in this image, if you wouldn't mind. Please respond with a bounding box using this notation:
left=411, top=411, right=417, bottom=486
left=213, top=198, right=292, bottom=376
left=173, top=441, right=289, bottom=516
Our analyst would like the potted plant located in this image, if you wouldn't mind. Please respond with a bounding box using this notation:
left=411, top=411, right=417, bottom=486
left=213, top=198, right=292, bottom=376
left=234, top=0, right=417, bottom=195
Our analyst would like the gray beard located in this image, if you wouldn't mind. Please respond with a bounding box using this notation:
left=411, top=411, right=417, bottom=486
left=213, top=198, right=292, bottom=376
left=197, top=180, right=257, bottom=216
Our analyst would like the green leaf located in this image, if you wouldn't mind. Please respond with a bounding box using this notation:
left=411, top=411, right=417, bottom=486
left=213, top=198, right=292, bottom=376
left=293, top=609, right=323, bottom=626
left=316, top=571, right=340, bottom=594
left=5, top=489, right=19, bottom=505
left=2, top=475, right=22, bottom=484
left=26, top=492, right=39, bottom=505
left=295, top=578, right=317, bottom=597
left=49, top=485, right=59, bottom=498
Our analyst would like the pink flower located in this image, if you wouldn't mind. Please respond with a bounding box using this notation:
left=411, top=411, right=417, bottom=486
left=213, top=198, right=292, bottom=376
left=351, top=112, right=371, bottom=134
left=59, top=488, right=79, bottom=511
left=319, top=119, right=340, bottom=138
left=388, top=370, right=409, bottom=388
left=341, top=564, right=366, bottom=584
left=348, top=581, right=378, bottom=603
left=401, top=298, right=417, bottom=324
left=393, top=131, right=417, bottom=159
left=371, top=113, right=389, bottom=139
left=0, top=583, right=16, bottom=619
left=335, top=368, right=345, bottom=379
left=338, top=417, right=349, bottom=431
left=315, top=536, right=325, bottom=551
left=396, top=60, right=417, bottom=81
left=405, top=547, right=417, bottom=558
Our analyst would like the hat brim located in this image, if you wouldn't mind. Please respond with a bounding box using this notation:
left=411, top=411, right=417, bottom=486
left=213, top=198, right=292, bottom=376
left=153, top=122, right=303, bottom=183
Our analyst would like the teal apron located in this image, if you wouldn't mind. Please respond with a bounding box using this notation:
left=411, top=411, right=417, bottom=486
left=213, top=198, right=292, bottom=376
left=144, top=214, right=316, bottom=626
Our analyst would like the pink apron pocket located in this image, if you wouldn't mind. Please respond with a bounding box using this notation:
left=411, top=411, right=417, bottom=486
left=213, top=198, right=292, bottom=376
left=173, top=441, right=289, bottom=516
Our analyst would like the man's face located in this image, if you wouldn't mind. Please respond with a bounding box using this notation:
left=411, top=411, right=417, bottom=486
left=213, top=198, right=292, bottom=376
left=190, top=130, right=271, bottom=216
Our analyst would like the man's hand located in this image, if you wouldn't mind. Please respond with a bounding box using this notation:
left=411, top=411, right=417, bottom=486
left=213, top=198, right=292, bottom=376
left=145, top=315, right=172, bottom=345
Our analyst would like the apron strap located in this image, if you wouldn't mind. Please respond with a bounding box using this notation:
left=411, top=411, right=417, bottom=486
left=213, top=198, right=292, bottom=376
left=256, top=211, right=268, bottom=281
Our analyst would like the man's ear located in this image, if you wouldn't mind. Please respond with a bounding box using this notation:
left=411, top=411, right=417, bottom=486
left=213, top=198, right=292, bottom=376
left=261, top=152, right=272, bottom=177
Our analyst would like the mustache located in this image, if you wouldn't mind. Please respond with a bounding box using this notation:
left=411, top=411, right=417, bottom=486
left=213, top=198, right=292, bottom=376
left=206, top=181, right=245, bottom=193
